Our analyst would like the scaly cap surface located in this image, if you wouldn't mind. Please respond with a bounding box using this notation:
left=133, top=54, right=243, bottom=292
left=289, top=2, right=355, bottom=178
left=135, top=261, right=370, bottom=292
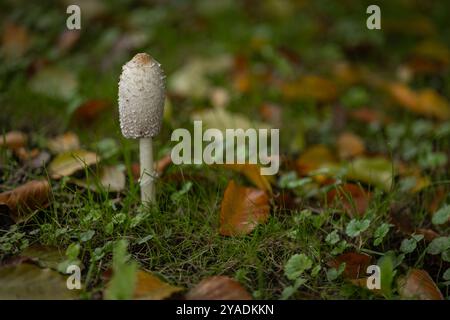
left=118, top=53, right=165, bottom=138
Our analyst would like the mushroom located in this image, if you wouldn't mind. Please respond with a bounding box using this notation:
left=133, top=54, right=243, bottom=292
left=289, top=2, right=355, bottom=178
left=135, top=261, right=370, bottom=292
left=118, top=53, right=165, bottom=203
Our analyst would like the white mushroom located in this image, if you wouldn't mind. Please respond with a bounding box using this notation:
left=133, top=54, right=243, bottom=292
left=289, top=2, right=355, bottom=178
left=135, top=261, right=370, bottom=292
left=118, top=53, right=165, bottom=203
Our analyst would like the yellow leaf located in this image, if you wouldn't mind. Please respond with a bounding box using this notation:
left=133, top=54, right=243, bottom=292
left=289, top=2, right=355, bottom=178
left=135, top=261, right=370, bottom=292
left=49, top=150, right=99, bottom=179
left=133, top=270, right=183, bottom=300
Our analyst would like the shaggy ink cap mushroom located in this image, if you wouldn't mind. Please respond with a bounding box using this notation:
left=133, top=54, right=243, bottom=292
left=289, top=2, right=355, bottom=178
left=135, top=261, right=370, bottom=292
left=118, top=53, right=166, bottom=139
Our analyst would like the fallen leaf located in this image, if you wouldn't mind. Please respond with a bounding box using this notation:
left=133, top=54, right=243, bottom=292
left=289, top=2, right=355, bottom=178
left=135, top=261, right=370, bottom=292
left=73, top=100, right=110, bottom=123
left=327, top=183, right=371, bottom=217
left=387, top=83, right=450, bottom=120
left=73, top=165, right=125, bottom=192
left=398, top=269, right=444, bottom=300
left=133, top=270, right=183, bottom=300
left=328, top=252, right=372, bottom=279
left=0, top=180, right=50, bottom=223
left=14, top=147, right=40, bottom=162
left=169, top=55, right=232, bottom=99
left=281, top=75, right=338, bottom=103
left=0, top=131, right=28, bottom=150
left=47, top=132, right=80, bottom=154
left=337, top=132, right=365, bottom=159
left=349, top=108, right=389, bottom=125
left=26, top=151, right=51, bottom=169
left=29, top=66, right=78, bottom=101
left=209, top=87, right=230, bottom=109
left=345, top=157, right=393, bottom=191
left=221, top=163, right=273, bottom=193
left=20, top=245, right=65, bottom=270
left=192, top=107, right=271, bottom=133
left=259, top=103, right=282, bottom=127
left=155, top=154, right=173, bottom=175
left=220, top=180, right=270, bottom=236
left=296, top=145, right=337, bottom=176
left=186, top=276, right=252, bottom=300
left=49, top=150, right=99, bottom=179
left=131, top=154, right=173, bottom=181
left=1, top=22, right=30, bottom=58
left=0, top=263, right=79, bottom=299
left=415, top=228, right=439, bottom=242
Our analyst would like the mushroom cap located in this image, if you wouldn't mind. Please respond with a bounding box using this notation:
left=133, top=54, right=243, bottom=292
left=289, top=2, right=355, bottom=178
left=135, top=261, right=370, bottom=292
left=118, top=53, right=165, bottom=139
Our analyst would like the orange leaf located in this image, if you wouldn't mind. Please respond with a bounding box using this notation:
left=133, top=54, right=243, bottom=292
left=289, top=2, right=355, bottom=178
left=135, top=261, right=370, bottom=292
left=0, top=180, right=50, bottom=223
left=220, top=180, right=270, bottom=236
left=399, top=269, right=443, bottom=300
left=221, top=163, right=272, bottom=193
left=387, top=83, right=450, bottom=120
left=328, top=252, right=372, bottom=279
left=296, top=145, right=337, bottom=176
left=327, top=183, right=371, bottom=217
left=186, top=276, right=252, bottom=300
left=337, top=132, right=365, bottom=159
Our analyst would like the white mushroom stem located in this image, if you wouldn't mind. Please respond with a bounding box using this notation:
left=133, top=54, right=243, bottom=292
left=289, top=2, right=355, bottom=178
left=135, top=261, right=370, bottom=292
left=139, top=137, right=155, bottom=203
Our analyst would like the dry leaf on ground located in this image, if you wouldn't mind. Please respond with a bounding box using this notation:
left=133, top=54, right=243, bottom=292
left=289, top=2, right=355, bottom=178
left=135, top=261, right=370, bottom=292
left=186, top=276, right=252, bottom=300
left=328, top=252, right=372, bottom=279
left=0, top=263, right=79, bottom=300
left=0, top=131, right=28, bottom=150
left=49, top=150, right=99, bottom=179
left=0, top=180, right=50, bottom=223
left=134, top=270, right=183, bottom=300
left=398, top=269, right=443, bottom=300
left=220, top=180, right=270, bottom=236
left=47, top=132, right=80, bottom=154
left=337, top=132, right=365, bottom=159
left=327, top=183, right=371, bottom=217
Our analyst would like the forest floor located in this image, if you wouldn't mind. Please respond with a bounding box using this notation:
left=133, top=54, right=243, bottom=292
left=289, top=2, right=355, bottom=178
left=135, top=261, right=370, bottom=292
left=0, top=1, right=449, bottom=300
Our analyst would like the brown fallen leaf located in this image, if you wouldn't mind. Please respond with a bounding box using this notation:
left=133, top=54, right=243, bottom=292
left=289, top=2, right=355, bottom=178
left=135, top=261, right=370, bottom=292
left=328, top=252, right=372, bottom=279
left=220, top=180, right=270, bottom=236
left=186, top=276, right=252, bottom=300
left=415, top=228, right=439, bottom=242
left=398, top=269, right=443, bottom=300
left=221, top=163, right=273, bottom=193
left=259, top=103, right=282, bottom=127
left=131, top=154, right=173, bottom=181
left=0, top=131, right=28, bottom=150
left=14, top=147, right=40, bottom=162
left=47, top=132, right=80, bottom=154
left=337, top=132, right=365, bottom=159
left=74, top=99, right=110, bottom=123
left=134, top=270, right=183, bottom=300
left=327, top=183, right=371, bottom=217
left=0, top=180, right=50, bottom=223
